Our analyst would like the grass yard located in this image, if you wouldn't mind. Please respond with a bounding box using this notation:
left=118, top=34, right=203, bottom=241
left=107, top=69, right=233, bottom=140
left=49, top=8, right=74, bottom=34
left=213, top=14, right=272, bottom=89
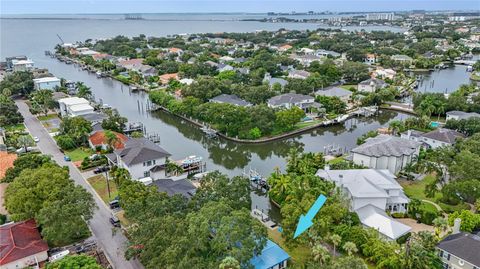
left=340, top=84, right=357, bottom=91
left=37, top=114, right=58, bottom=121
left=400, top=174, right=442, bottom=202
left=4, top=124, right=26, bottom=132
left=64, top=147, right=93, bottom=162
left=87, top=175, right=118, bottom=204
left=268, top=229, right=310, bottom=266
left=295, top=120, right=322, bottom=129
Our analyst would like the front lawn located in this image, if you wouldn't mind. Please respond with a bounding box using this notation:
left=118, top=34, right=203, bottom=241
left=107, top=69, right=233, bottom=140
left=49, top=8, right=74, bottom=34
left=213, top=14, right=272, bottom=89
left=64, top=147, right=94, bottom=162
left=37, top=114, right=58, bottom=121
left=87, top=175, right=118, bottom=204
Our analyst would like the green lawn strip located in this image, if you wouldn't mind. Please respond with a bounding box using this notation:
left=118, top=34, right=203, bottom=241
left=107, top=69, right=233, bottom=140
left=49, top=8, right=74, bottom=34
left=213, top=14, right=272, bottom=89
left=327, top=156, right=345, bottom=165
left=400, top=174, right=442, bottom=202
left=64, top=147, right=94, bottom=162
left=87, top=175, right=118, bottom=204
left=340, top=84, right=356, bottom=91
left=37, top=114, right=58, bottom=121
left=294, top=120, right=322, bottom=129
left=267, top=229, right=310, bottom=266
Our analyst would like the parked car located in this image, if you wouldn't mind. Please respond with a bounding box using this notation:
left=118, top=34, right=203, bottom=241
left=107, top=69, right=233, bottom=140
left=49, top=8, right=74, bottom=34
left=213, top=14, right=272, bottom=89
left=109, top=200, right=120, bottom=209
left=33, top=136, right=40, bottom=142
left=64, top=155, right=71, bottom=161
left=93, top=166, right=109, bottom=174
left=109, top=216, right=121, bottom=227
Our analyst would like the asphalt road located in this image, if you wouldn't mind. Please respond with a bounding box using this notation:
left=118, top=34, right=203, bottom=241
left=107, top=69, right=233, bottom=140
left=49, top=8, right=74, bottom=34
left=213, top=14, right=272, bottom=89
left=15, top=100, right=142, bottom=269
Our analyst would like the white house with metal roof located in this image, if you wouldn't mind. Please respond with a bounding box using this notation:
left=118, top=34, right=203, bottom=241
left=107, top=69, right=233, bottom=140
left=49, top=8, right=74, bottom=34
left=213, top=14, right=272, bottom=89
left=316, top=168, right=411, bottom=240
left=57, top=97, right=94, bottom=117
left=351, top=134, right=421, bottom=174
left=33, top=77, right=61, bottom=91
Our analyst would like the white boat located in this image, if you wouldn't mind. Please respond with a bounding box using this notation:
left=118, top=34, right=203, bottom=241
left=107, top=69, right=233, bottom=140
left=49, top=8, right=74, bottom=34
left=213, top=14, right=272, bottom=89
left=96, top=71, right=102, bottom=78
left=182, top=155, right=203, bottom=165
left=467, top=65, right=473, bottom=72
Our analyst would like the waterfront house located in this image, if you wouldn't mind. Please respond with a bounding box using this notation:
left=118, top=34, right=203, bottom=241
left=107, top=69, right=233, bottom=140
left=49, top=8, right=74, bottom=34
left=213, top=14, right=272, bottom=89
left=159, top=73, right=179, bottom=84
left=372, top=68, right=397, bottom=80
left=391, top=54, right=413, bottom=63
left=209, top=94, right=252, bottom=107
left=446, top=110, right=480, bottom=121
left=111, top=138, right=171, bottom=180
left=358, top=78, right=388, bottom=93
left=288, top=69, right=311, bottom=80
left=316, top=168, right=412, bottom=240
left=117, top=58, right=144, bottom=70
left=436, top=231, right=480, bottom=269
left=151, top=178, right=197, bottom=199
left=250, top=239, right=290, bottom=269
left=267, top=93, right=316, bottom=111
left=314, top=86, right=352, bottom=103
left=351, top=135, right=421, bottom=174
left=88, top=130, right=129, bottom=151
left=5, top=55, right=28, bottom=70
left=400, top=130, right=425, bottom=143
left=33, top=77, right=61, bottom=91
left=0, top=219, right=49, bottom=269
left=57, top=97, right=94, bottom=117
left=92, top=53, right=112, bottom=61
left=11, top=59, right=34, bottom=72
left=421, top=128, right=465, bottom=149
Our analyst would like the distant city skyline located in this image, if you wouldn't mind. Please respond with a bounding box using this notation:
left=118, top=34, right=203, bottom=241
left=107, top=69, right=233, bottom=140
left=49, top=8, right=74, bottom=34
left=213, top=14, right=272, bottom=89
left=1, top=0, right=479, bottom=15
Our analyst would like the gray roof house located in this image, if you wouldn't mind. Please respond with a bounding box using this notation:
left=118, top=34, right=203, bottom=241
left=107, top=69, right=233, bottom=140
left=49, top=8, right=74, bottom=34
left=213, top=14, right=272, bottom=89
left=316, top=168, right=411, bottom=240
left=421, top=128, right=465, bottom=149
left=358, top=78, right=388, bottom=93
left=288, top=69, right=311, bottom=79
left=151, top=179, right=197, bottom=199
left=113, top=138, right=171, bottom=180
left=209, top=94, right=252, bottom=107
left=352, top=135, right=421, bottom=174
left=437, top=232, right=480, bottom=269
left=446, top=110, right=480, bottom=121
left=315, top=86, right=352, bottom=102
left=263, top=73, right=288, bottom=88
left=267, top=93, right=316, bottom=110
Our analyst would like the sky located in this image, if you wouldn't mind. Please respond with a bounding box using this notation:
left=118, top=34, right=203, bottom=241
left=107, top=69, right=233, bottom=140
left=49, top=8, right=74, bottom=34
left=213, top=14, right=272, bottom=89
left=0, top=0, right=479, bottom=14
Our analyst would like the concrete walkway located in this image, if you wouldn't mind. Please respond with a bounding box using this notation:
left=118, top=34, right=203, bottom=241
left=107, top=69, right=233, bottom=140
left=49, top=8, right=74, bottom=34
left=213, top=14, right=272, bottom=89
left=422, top=199, right=443, bottom=211
left=15, top=100, right=142, bottom=269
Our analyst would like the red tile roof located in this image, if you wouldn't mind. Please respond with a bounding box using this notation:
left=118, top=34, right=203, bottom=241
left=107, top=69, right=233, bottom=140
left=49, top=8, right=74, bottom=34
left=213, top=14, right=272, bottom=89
left=0, top=152, right=17, bottom=178
left=89, top=130, right=129, bottom=150
left=0, top=219, right=49, bottom=265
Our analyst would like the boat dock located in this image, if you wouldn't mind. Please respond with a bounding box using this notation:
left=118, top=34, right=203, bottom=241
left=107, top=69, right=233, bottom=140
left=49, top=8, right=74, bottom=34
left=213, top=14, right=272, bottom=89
left=176, top=155, right=207, bottom=175
left=251, top=207, right=277, bottom=230
left=243, top=168, right=269, bottom=192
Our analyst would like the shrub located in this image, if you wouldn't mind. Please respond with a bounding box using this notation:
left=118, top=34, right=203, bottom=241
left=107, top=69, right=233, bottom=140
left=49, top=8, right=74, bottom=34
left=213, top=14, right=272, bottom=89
left=55, top=135, right=76, bottom=150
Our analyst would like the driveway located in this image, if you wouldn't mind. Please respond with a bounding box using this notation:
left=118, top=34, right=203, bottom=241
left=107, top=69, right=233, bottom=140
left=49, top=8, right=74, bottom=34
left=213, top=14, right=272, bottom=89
left=15, top=100, right=142, bottom=269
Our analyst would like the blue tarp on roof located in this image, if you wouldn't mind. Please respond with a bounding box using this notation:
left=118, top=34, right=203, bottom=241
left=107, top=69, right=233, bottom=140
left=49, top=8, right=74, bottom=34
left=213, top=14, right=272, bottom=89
left=250, top=239, right=290, bottom=269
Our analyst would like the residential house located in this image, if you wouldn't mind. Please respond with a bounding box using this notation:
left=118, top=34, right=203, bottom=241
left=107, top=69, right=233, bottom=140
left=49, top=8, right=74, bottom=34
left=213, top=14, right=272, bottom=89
left=88, top=130, right=129, bottom=150
left=263, top=73, right=288, bottom=89
left=250, top=239, right=290, bottom=269
left=267, top=93, right=317, bottom=111
left=179, top=78, right=194, bottom=85
left=288, top=70, right=311, bottom=80
left=391, top=54, right=414, bottom=64
left=436, top=231, right=480, bottom=269
left=209, top=94, right=252, bottom=107
left=111, top=138, right=171, bottom=180
left=372, top=68, right=397, bottom=80
left=316, top=168, right=412, bottom=240
left=400, top=130, right=425, bottom=143
left=290, top=54, right=323, bottom=67
left=365, top=53, right=376, bottom=64
left=92, top=53, right=112, bottom=61
left=351, top=134, right=421, bottom=174
left=219, top=56, right=234, bottom=62
left=277, top=44, right=293, bottom=52
left=151, top=178, right=197, bottom=199
left=57, top=97, right=94, bottom=117
left=33, top=77, right=61, bottom=91
left=236, top=67, right=250, bottom=75
left=217, top=64, right=234, bottom=72
left=5, top=56, right=28, bottom=69
left=159, top=73, right=179, bottom=84
left=75, top=48, right=99, bottom=56
left=358, top=78, right=388, bottom=93
left=315, top=49, right=341, bottom=58
left=168, top=47, right=184, bottom=55
left=446, top=111, right=480, bottom=121
left=315, top=86, right=352, bottom=103
left=0, top=219, right=49, bottom=269
left=421, top=128, right=465, bottom=149
left=11, top=59, right=34, bottom=72
left=117, top=58, right=144, bottom=70
left=299, top=47, right=315, bottom=54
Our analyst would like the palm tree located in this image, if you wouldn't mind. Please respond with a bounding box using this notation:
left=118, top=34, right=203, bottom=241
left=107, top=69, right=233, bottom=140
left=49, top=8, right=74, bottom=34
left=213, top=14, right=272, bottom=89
left=311, top=244, right=331, bottom=266
left=110, top=167, right=131, bottom=187
left=104, top=130, right=120, bottom=150
left=166, top=160, right=184, bottom=176
left=329, top=234, right=342, bottom=257
left=389, top=120, right=404, bottom=136
left=432, top=217, right=448, bottom=237
left=219, top=256, right=240, bottom=269
left=76, top=82, right=92, bottom=99
left=342, top=241, right=358, bottom=256
left=435, top=102, right=446, bottom=122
